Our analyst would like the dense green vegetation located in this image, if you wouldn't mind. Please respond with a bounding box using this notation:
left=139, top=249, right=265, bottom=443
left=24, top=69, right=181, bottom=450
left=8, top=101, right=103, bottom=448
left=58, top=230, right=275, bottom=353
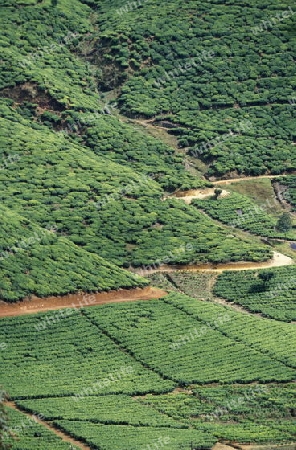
left=1, top=295, right=295, bottom=447
left=85, top=0, right=296, bottom=177
left=3, top=407, right=79, bottom=450
left=0, top=101, right=271, bottom=300
left=164, top=293, right=296, bottom=367
left=277, top=175, right=296, bottom=210
left=1, top=0, right=296, bottom=447
left=138, top=384, right=296, bottom=443
left=17, top=395, right=179, bottom=427
left=0, top=312, right=174, bottom=398
left=54, top=422, right=215, bottom=450
left=0, top=205, right=145, bottom=302
left=1, top=0, right=294, bottom=301
left=0, top=392, right=10, bottom=450
left=214, top=266, right=296, bottom=321
left=15, top=384, right=296, bottom=446
left=192, top=191, right=296, bottom=238
left=85, top=294, right=295, bottom=383
left=78, top=112, right=205, bottom=191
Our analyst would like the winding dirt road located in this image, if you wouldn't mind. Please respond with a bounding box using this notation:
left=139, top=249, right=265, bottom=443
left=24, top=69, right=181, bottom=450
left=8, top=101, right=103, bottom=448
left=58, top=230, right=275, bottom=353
left=133, top=251, right=293, bottom=276
left=212, top=174, right=295, bottom=185
left=0, top=172, right=294, bottom=319
left=0, top=286, right=167, bottom=318
left=0, top=252, right=293, bottom=319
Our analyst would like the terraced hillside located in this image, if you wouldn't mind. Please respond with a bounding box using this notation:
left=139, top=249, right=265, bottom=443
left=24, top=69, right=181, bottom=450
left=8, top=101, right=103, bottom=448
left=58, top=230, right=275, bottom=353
left=0, top=205, right=146, bottom=302
left=0, top=0, right=296, bottom=448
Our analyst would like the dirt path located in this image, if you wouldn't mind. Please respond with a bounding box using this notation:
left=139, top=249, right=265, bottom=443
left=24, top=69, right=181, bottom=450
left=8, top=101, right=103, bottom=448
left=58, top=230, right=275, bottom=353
left=0, top=286, right=167, bottom=318
left=5, top=401, right=91, bottom=450
left=212, top=174, right=295, bottom=185
left=164, top=187, right=230, bottom=203
left=0, top=251, right=293, bottom=319
left=133, top=251, right=293, bottom=276
left=210, top=296, right=265, bottom=318
left=212, top=442, right=296, bottom=450
left=212, top=445, right=237, bottom=450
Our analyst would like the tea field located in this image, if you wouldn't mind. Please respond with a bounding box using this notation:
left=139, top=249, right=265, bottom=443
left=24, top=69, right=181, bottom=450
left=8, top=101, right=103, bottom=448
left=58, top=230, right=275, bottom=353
left=0, top=100, right=272, bottom=302
left=0, top=205, right=146, bottom=302
left=214, top=266, right=296, bottom=322
left=192, top=192, right=296, bottom=239
left=277, top=175, right=296, bottom=211
left=1, top=294, right=295, bottom=448
left=1, top=0, right=296, bottom=448
left=91, top=0, right=296, bottom=176
left=3, top=407, right=80, bottom=450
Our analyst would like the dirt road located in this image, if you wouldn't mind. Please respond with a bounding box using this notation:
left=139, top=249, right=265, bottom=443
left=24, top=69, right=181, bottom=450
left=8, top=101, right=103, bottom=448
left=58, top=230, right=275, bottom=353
left=134, top=251, right=293, bottom=276
left=0, top=251, right=293, bottom=318
left=164, top=187, right=230, bottom=203
left=0, top=286, right=167, bottom=318
left=212, top=174, right=295, bottom=185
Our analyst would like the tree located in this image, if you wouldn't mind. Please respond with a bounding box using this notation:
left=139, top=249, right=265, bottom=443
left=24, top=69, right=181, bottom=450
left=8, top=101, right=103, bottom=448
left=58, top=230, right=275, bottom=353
left=276, top=212, right=292, bottom=234
left=50, top=0, right=58, bottom=6
left=214, top=188, right=222, bottom=199
left=258, top=271, right=275, bottom=285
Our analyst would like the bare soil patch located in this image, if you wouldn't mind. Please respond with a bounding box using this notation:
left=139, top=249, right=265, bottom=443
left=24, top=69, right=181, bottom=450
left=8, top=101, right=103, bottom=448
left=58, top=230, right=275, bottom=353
left=165, top=188, right=230, bottom=203
left=0, top=82, right=64, bottom=111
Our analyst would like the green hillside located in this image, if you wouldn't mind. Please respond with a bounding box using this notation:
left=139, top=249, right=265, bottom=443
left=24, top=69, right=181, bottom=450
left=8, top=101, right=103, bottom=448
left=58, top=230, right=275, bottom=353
left=1, top=0, right=293, bottom=300
left=214, top=266, right=296, bottom=322
left=0, top=99, right=272, bottom=301
left=192, top=191, right=296, bottom=239
left=88, top=0, right=296, bottom=177
left=0, top=204, right=145, bottom=301
left=0, top=0, right=296, bottom=448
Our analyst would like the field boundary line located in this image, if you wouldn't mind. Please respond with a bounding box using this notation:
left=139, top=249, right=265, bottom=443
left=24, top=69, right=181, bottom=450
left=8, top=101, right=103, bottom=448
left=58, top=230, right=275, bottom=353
left=80, top=310, right=178, bottom=385
left=5, top=401, right=92, bottom=450
left=162, top=298, right=296, bottom=371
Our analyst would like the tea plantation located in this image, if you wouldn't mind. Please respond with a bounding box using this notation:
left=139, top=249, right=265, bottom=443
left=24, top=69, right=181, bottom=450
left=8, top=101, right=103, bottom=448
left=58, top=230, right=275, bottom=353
left=3, top=407, right=80, bottom=450
left=214, top=266, right=296, bottom=322
left=277, top=175, right=296, bottom=210
left=1, top=0, right=296, bottom=448
left=192, top=191, right=296, bottom=239
left=1, top=295, right=295, bottom=448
